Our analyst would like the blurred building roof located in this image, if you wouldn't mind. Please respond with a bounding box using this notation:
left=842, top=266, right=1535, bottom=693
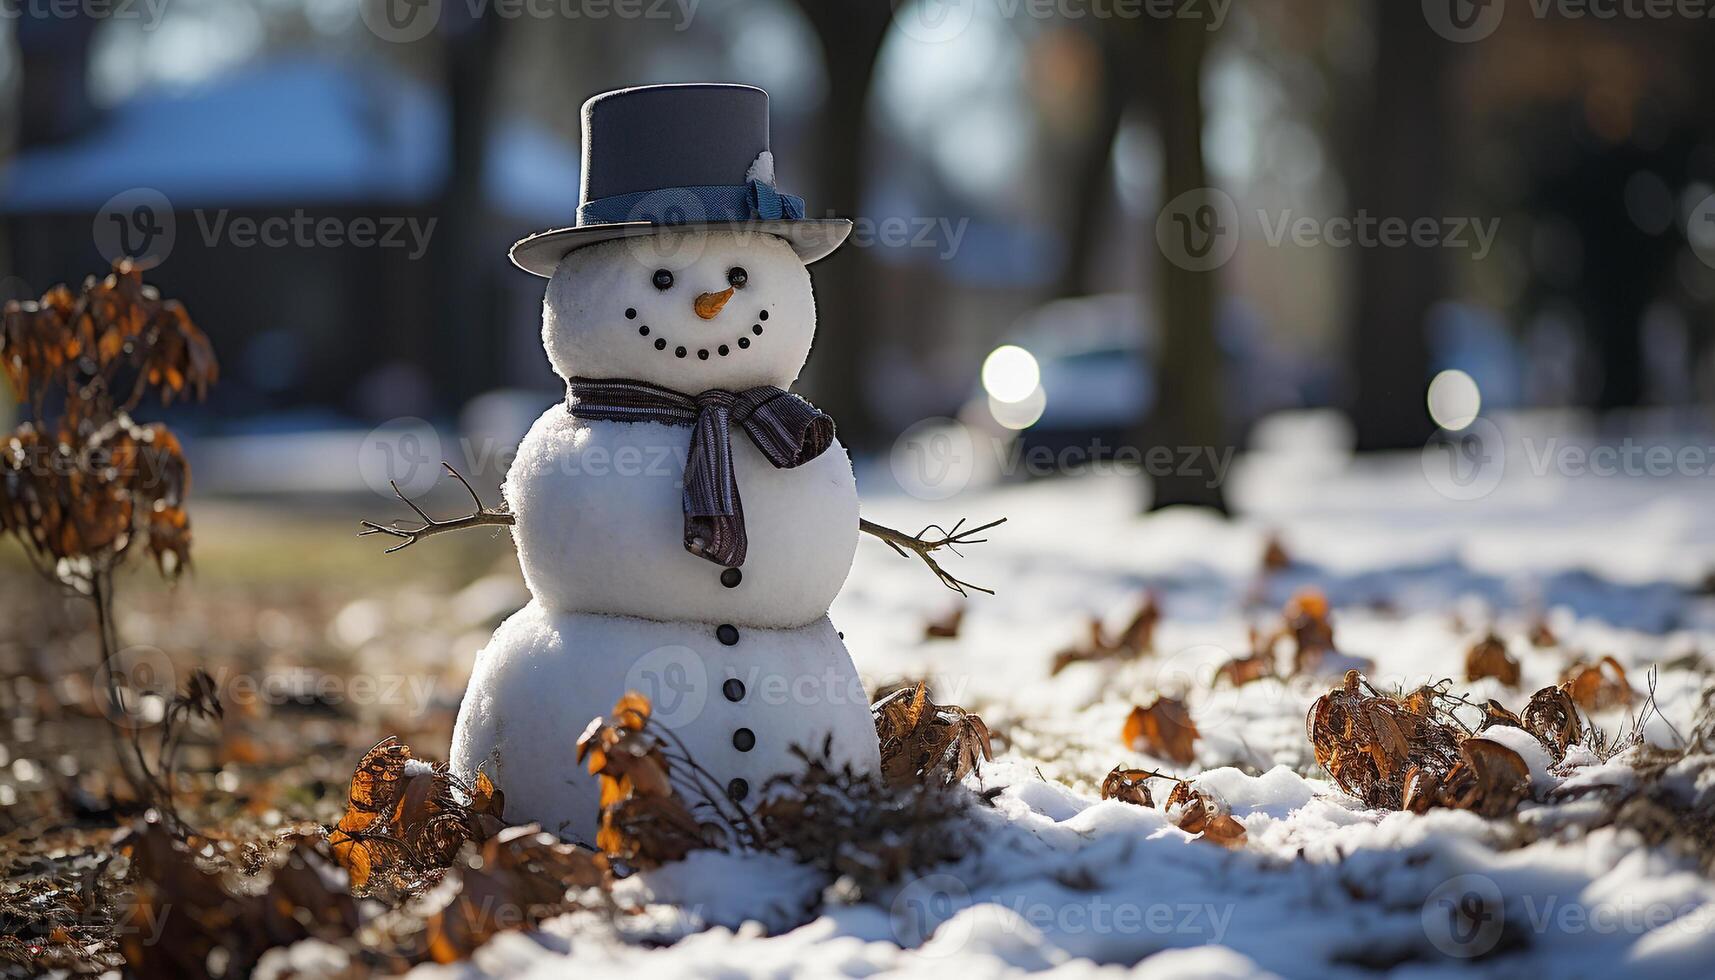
left=0, top=54, right=580, bottom=219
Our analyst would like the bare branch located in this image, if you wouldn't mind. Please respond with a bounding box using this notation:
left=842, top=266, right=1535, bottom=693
left=859, top=516, right=1006, bottom=596
left=359, top=462, right=516, bottom=553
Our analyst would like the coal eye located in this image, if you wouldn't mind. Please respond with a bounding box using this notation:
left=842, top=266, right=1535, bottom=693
left=652, top=269, right=674, bottom=290
left=726, top=267, right=748, bottom=288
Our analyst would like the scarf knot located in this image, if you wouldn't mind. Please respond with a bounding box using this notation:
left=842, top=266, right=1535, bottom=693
left=566, top=377, right=835, bottom=567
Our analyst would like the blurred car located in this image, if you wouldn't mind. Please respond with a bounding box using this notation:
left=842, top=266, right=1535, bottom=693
left=962, top=294, right=1156, bottom=455
left=963, top=293, right=1325, bottom=473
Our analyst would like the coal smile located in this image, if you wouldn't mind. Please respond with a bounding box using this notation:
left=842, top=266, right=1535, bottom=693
left=631, top=307, right=768, bottom=360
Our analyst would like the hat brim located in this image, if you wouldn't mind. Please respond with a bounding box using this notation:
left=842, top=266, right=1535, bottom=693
left=509, top=219, right=852, bottom=277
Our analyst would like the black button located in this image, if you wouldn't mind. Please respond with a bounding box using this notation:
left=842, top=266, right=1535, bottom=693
left=639, top=325, right=649, bottom=336
left=723, top=678, right=745, bottom=702
left=759, top=310, right=769, bottom=321
left=654, top=338, right=666, bottom=350
left=752, top=324, right=763, bottom=335
left=625, top=308, right=637, bottom=319
left=675, top=346, right=687, bottom=358
left=698, top=349, right=709, bottom=360
left=733, top=728, right=755, bottom=752
left=727, top=778, right=749, bottom=801
left=721, top=568, right=742, bottom=588
left=737, top=338, right=750, bottom=349
left=716, top=624, right=739, bottom=646
left=718, top=345, right=729, bottom=357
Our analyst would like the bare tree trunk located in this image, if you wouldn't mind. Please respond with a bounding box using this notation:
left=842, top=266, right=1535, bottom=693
left=14, top=11, right=101, bottom=148
left=1141, top=19, right=1228, bottom=513
left=1346, top=0, right=1447, bottom=450
left=1054, top=30, right=1128, bottom=300
left=794, top=1, right=892, bottom=448
left=432, top=11, right=505, bottom=408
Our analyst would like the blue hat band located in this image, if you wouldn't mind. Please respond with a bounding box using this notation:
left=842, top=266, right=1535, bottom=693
left=577, top=180, right=806, bottom=227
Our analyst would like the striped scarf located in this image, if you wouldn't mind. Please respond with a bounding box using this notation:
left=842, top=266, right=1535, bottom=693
left=566, top=377, right=835, bottom=568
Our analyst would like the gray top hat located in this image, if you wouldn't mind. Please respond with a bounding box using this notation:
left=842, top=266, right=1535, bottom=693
left=509, top=83, right=852, bottom=277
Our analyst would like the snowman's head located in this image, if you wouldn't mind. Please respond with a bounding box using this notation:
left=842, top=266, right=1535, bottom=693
left=542, top=231, right=816, bottom=392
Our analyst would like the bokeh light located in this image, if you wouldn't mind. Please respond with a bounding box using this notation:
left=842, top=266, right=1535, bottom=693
left=981, top=345, right=1041, bottom=404
left=1426, top=369, right=1482, bottom=431
left=988, top=385, right=1047, bottom=430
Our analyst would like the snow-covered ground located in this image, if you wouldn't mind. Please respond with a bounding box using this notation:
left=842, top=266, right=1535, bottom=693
left=408, top=414, right=1715, bottom=979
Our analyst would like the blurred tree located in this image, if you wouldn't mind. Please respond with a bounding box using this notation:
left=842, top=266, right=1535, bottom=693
left=1053, top=26, right=1128, bottom=301
left=1344, top=0, right=1444, bottom=450
left=432, top=9, right=507, bottom=409
left=792, top=0, right=892, bottom=447
left=13, top=10, right=102, bottom=148
left=1139, top=18, right=1227, bottom=514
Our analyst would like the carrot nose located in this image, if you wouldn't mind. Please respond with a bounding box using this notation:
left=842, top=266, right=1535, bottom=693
left=694, top=287, right=734, bottom=320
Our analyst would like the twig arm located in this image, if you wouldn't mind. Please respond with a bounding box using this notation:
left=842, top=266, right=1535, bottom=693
left=359, top=462, right=516, bottom=554
left=859, top=516, right=1006, bottom=596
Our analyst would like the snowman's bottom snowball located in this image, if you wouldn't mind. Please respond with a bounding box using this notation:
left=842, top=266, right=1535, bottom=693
left=451, top=601, right=881, bottom=845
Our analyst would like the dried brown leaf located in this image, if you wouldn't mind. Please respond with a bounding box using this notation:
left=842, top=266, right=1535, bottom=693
left=1438, top=738, right=1531, bottom=818
left=1465, top=634, right=1521, bottom=686
left=580, top=693, right=713, bottom=869
left=1261, top=534, right=1292, bottom=572
left=1049, top=593, right=1158, bottom=675
left=424, top=826, right=606, bottom=963
left=1215, top=648, right=1277, bottom=688
left=1100, top=766, right=1157, bottom=807
left=874, top=681, right=993, bottom=789
left=1562, top=656, right=1634, bottom=712
left=1522, top=684, right=1583, bottom=759
left=1308, top=671, right=1462, bottom=810
left=1123, top=697, right=1199, bottom=766
left=1164, top=782, right=1247, bottom=848
left=924, top=605, right=963, bottom=640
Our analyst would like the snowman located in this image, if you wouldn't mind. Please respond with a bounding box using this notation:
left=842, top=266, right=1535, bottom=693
left=363, top=84, right=994, bottom=844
